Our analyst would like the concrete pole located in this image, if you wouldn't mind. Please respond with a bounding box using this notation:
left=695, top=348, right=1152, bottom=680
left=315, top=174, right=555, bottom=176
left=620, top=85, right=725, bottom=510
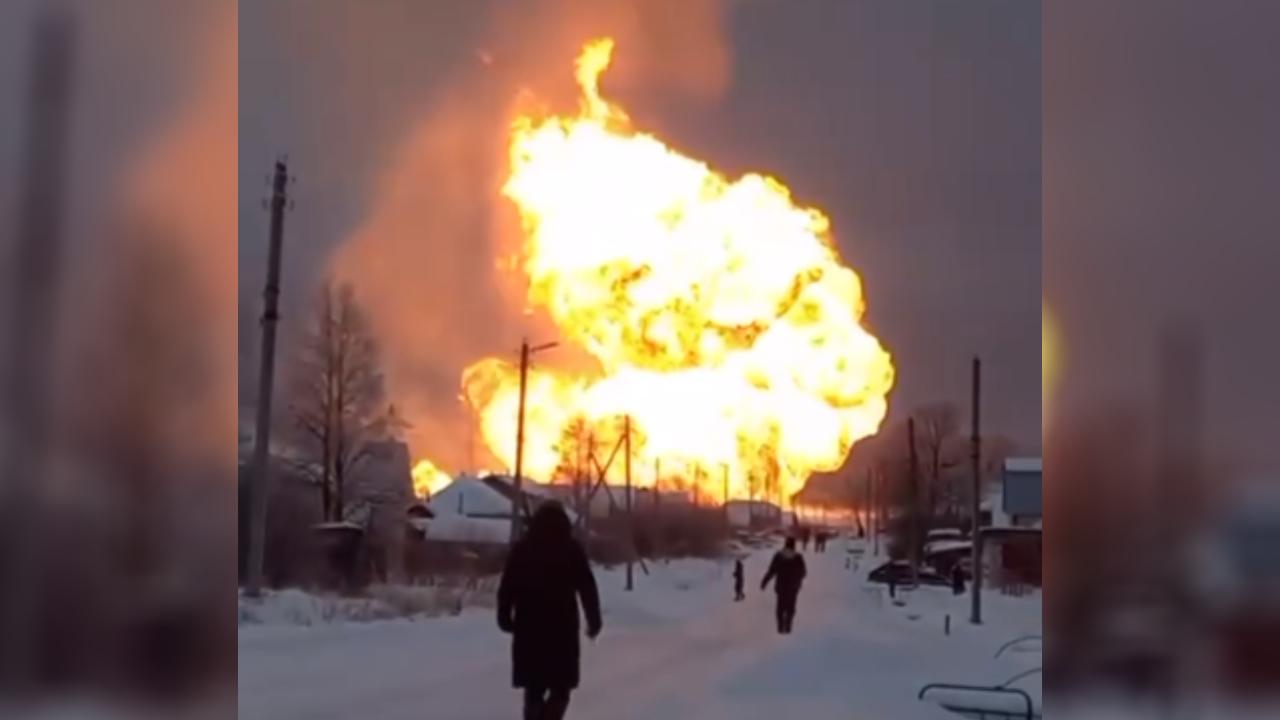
left=970, top=356, right=983, bottom=624
left=907, top=417, right=920, bottom=586
left=625, top=415, right=633, bottom=591
left=246, top=160, right=290, bottom=598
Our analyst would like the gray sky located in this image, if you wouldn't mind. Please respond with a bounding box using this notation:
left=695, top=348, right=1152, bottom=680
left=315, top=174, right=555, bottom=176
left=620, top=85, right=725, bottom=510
left=238, top=0, right=1042, bottom=461
left=1045, top=0, right=1280, bottom=473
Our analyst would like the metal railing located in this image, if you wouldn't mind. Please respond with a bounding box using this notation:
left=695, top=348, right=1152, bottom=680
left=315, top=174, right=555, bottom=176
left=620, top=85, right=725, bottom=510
left=917, top=683, right=1036, bottom=720
left=994, top=634, right=1042, bottom=659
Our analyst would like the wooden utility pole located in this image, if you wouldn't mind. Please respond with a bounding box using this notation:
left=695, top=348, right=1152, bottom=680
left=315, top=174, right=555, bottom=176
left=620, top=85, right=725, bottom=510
left=654, top=458, right=661, bottom=511
left=624, top=415, right=634, bottom=591
left=1, top=9, right=74, bottom=679
left=873, top=468, right=881, bottom=556
left=907, top=417, right=920, bottom=586
left=512, top=341, right=530, bottom=545
left=969, top=357, right=983, bottom=624
left=511, top=339, right=557, bottom=545
left=722, top=464, right=729, bottom=508
left=246, top=159, right=291, bottom=598
left=865, top=469, right=872, bottom=540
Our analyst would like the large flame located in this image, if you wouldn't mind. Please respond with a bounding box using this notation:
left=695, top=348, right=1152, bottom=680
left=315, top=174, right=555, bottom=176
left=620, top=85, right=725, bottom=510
left=1043, top=303, right=1058, bottom=426
left=411, top=458, right=453, bottom=499
left=432, top=38, right=894, bottom=507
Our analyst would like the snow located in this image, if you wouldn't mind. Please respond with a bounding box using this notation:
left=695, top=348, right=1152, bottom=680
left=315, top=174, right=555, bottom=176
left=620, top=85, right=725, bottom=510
left=1004, top=457, right=1042, bottom=473
left=428, top=476, right=513, bottom=518
left=239, top=537, right=1041, bottom=719
left=923, top=539, right=971, bottom=556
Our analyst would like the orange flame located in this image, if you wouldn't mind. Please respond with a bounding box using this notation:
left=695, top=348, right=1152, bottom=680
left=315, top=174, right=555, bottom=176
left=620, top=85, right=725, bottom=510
left=411, top=458, right=453, bottom=499
left=1043, top=303, right=1058, bottom=427
left=430, top=38, right=894, bottom=507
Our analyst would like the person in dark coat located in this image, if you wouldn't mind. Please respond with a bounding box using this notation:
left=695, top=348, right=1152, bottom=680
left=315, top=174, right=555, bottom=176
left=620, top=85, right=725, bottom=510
left=761, top=537, right=808, bottom=634
left=497, top=502, right=602, bottom=720
left=733, top=558, right=745, bottom=601
left=950, top=562, right=966, bottom=596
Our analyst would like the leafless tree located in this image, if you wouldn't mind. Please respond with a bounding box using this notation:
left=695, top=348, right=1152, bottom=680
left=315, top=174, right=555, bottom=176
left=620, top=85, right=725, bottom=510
left=911, top=402, right=961, bottom=517
left=290, top=281, right=386, bottom=522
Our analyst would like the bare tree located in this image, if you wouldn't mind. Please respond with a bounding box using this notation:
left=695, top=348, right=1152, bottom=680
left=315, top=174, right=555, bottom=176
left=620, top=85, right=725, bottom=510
left=911, top=403, right=961, bottom=517
left=553, top=415, right=592, bottom=516
left=290, top=281, right=386, bottom=522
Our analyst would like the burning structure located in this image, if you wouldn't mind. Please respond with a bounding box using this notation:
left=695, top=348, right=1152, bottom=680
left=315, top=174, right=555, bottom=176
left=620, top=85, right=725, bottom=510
left=396, top=38, right=895, bottom=507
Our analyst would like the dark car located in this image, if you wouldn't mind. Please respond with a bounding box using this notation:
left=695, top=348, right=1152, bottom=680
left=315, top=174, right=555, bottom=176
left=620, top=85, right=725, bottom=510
left=866, top=560, right=950, bottom=587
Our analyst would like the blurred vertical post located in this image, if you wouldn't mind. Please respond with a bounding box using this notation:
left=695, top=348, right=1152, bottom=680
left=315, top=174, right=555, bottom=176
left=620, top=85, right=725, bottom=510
left=1158, top=322, right=1203, bottom=707
left=0, top=7, right=75, bottom=684
left=245, top=160, right=290, bottom=598
left=907, top=417, right=920, bottom=585
left=654, top=458, right=660, bottom=511
left=865, top=469, right=872, bottom=540
left=873, top=467, right=882, bottom=556
left=624, top=415, right=633, bottom=591
left=970, top=356, right=983, bottom=625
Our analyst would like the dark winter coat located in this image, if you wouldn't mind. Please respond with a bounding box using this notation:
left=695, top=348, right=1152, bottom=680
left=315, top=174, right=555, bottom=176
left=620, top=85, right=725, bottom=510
left=761, top=548, right=807, bottom=596
left=497, top=504, right=602, bottom=690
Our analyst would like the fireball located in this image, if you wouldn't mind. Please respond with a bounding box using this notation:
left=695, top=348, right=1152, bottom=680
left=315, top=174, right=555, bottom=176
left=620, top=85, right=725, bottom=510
left=411, top=458, right=453, bottom=499
left=454, top=38, right=895, bottom=507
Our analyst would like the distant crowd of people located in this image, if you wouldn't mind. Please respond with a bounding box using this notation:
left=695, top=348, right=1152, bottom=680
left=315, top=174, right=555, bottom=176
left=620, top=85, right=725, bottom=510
left=796, top=526, right=831, bottom=553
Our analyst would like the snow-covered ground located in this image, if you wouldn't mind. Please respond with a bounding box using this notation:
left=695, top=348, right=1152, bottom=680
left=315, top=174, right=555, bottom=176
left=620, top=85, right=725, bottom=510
left=238, top=538, right=1041, bottom=719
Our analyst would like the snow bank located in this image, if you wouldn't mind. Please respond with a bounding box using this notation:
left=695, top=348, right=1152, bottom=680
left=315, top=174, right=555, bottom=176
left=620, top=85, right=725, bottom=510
left=238, top=581, right=498, bottom=627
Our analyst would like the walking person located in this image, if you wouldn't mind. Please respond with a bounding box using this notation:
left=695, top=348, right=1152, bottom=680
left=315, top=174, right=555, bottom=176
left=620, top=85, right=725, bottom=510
left=761, top=537, right=807, bottom=634
left=950, top=562, right=966, bottom=596
left=497, top=502, right=602, bottom=720
left=733, top=557, right=746, bottom=601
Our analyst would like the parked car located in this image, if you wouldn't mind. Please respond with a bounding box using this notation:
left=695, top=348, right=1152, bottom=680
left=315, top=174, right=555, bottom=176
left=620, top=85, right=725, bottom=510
left=924, top=541, right=973, bottom=578
left=867, top=560, right=950, bottom=587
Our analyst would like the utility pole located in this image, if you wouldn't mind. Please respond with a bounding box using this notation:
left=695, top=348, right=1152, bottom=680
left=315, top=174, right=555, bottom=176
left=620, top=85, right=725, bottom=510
left=865, top=469, right=872, bottom=540
left=246, top=160, right=292, bottom=598
left=872, top=468, right=881, bottom=556
left=0, top=8, right=74, bottom=681
left=722, top=464, right=729, bottom=508
left=970, top=356, right=983, bottom=624
left=511, top=339, right=557, bottom=545
left=907, top=416, right=920, bottom=586
left=624, top=415, right=634, bottom=591
left=654, top=458, right=661, bottom=511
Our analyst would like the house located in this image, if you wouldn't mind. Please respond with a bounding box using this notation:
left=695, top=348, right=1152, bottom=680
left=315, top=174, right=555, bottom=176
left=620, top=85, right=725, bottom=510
left=1001, top=457, right=1043, bottom=527
left=725, top=499, right=784, bottom=528
left=423, top=473, right=579, bottom=544
left=347, top=440, right=416, bottom=582
left=974, top=457, right=1043, bottom=589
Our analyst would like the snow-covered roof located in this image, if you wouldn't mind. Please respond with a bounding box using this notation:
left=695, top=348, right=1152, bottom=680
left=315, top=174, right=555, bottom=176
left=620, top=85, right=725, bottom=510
left=427, top=475, right=579, bottom=524
left=428, top=476, right=513, bottom=518
left=924, top=539, right=971, bottom=556
left=1004, top=457, right=1042, bottom=473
